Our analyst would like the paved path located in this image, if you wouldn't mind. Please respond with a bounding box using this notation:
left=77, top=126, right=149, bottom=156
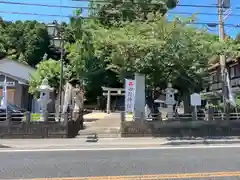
left=81, top=113, right=121, bottom=137
left=83, top=112, right=110, bottom=122
left=1, top=145, right=240, bottom=179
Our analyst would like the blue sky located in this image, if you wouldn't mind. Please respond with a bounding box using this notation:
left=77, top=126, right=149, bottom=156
left=0, top=0, right=239, bottom=37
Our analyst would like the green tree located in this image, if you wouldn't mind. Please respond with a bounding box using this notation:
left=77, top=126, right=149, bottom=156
left=29, top=59, right=70, bottom=96
left=65, top=11, right=122, bottom=102
left=0, top=19, right=50, bottom=67
left=90, top=16, right=236, bottom=95
left=89, top=0, right=178, bottom=26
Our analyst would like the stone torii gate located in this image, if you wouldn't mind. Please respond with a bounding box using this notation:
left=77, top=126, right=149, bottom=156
left=102, top=87, right=125, bottom=114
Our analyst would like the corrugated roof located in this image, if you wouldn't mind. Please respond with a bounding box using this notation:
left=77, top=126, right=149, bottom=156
left=0, top=58, right=36, bottom=81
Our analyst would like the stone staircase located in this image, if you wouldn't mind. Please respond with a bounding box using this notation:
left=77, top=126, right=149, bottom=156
left=78, top=113, right=121, bottom=138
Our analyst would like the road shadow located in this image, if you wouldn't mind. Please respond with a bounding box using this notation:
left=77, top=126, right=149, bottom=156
left=0, top=144, right=11, bottom=148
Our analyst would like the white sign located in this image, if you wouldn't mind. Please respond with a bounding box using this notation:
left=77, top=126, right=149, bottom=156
left=190, top=93, right=201, bottom=106
left=0, top=81, right=15, bottom=87
left=125, top=79, right=135, bottom=113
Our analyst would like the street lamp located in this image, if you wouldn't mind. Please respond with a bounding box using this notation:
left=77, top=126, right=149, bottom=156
left=47, top=21, right=64, bottom=120
left=46, top=22, right=58, bottom=38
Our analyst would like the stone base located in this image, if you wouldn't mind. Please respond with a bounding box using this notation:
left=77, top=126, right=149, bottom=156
left=121, top=120, right=240, bottom=137
left=0, top=122, right=68, bottom=139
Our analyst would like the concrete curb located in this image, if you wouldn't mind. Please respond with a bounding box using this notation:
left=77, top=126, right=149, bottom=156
left=163, top=139, right=240, bottom=145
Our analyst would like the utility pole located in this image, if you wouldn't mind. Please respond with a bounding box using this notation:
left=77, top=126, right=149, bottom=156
left=218, top=0, right=227, bottom=113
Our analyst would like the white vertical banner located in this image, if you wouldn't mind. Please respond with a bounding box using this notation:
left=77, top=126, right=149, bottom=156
left=1, top=75, right=7, bottom=110
left=125, top=79, right=135, bottom=113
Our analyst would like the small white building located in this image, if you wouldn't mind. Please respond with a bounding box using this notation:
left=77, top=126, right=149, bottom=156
left=0, top=58, right=36, bottom=110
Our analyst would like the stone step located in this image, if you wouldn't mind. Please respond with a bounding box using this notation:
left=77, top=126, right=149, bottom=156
left=78, top=128, right=121, bottom=138
left=80, top=129, right=120, bottom=134
left=79, top=134, right=121, bottom=138
left=85, top=133, right=99, bottom=142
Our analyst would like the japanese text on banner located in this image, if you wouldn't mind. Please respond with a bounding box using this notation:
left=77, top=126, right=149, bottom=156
left=125, top=79, right=135, bottom=113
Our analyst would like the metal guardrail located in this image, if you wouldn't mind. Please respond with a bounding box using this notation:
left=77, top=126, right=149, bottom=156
left=0, top=112, right=25, bottom=121
left=122, top=112, right=240, bottom=122
left=0, top=112, right=71, bottom=123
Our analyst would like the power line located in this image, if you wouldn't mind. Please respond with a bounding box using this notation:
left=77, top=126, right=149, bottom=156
left=0, top=10, right=70, bottom=18
left=0, top=10, right=239, bottom=28
left=0, top=0, right=230, bottom=9
left=1, top=0, right=240, bottom=18
left=0, top=1, right=87, bottom=9
left=168, top=11, right=240, bottom=17
left=72, top=0, right=238, bottom=9
left=72, top=0, right=219, bottom=8
left=2, top=7, right=240, bottom=19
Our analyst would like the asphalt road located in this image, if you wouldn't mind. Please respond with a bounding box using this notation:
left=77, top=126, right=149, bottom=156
left=1, top=146, right=240, bottom=179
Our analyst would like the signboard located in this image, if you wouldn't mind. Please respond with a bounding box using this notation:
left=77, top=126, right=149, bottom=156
left=190, top=93, right=201, bottom=106
left=0, top=81, right=15, bottom=87
left=125, top=79, right=135, bottom=113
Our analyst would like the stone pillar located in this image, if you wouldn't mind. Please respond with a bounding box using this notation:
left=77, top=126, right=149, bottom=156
left=134, top=73, right=145, bottom=122
left=106, top=90, right=111, bottom=114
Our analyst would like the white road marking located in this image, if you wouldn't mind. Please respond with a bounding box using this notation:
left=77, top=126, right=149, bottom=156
left=0, top=144, right=239, bottom=152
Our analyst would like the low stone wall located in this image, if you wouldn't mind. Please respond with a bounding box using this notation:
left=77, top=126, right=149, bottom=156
left=121, top=121, right=153, bottom=137
left=0, top=121, right=68, bottom=138
left=121, top=120, right=240, bottom=137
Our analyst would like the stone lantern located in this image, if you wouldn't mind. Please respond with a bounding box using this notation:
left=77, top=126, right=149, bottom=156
left=164, top=83, right=178, bottom=120
left=38, top=78, right=53, bottom=121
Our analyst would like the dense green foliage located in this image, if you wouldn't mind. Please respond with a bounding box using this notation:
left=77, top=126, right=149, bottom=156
left=89, top=0, right=178, bottom=26
left=0, top=18, right=50, bottom=66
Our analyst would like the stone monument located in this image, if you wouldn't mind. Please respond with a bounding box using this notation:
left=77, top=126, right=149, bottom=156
left=37, top=78, right=53, bottom=121
left=134, top=73, right=145, bottom=121
left=72, top=84, right=84, bottom=129
left=72, top=84, right=84, bottom=114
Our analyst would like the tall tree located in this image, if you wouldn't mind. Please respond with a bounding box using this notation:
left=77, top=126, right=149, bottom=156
left=89, top=0, right=178, bottom=26
left=0, top=19, right=50, bottom=66
left=66, top=12, right=121, bottom=102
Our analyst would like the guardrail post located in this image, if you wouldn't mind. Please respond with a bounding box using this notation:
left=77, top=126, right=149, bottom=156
left=43, top=111, right=48, bottom=122
left=158, top=112, right=162, bottom=122
left=6, top=112, right=11, bottom=134
left=120, top=111, right=125, bottom=122
left=25, top=111, right=31, bottom=124
left=63, top=112, right=68, bottom=125
left=140, top=112, right=144, bottom=123
left=6, top=112, right=11, bottom=125
left=207, top=107, right=213, bottom=121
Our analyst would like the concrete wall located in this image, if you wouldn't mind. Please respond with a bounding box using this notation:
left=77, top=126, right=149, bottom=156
left=0, top=121, right=68, bottom=138
left=0, top=112, right=80, bottom=138
left=121, top=119, right=240, bottom=137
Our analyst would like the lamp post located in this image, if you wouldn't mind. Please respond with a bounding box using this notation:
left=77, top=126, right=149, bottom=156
left=47, top=21, right=64, bottom=119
